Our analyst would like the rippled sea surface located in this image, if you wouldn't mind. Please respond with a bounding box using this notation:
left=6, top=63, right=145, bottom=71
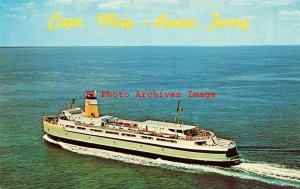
left=0, top=46, right=299, bottom=188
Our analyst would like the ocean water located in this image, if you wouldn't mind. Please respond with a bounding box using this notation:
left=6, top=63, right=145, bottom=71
left=0, top=46, right=299, bottom=188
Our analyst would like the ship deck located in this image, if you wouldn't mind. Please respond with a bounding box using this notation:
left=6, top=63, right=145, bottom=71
left=43, top=115, right=234, bottom=147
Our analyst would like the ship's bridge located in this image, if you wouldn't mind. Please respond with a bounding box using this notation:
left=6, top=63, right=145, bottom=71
left=100, top=115, right=115, bottom=123
left=62, top=107, right=116, bottom=126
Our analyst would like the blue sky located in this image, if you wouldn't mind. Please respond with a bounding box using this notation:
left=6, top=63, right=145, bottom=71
left=0, top=0, right=299, bottom=46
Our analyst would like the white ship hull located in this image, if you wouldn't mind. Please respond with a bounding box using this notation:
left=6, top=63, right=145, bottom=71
left=43, top=120, right=240, bottom=167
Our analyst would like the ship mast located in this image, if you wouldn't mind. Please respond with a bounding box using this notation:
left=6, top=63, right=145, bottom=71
left=174, top=100, right=183, bottom=123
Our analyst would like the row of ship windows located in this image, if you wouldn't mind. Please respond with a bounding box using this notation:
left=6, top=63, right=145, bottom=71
left=141, top=136, right=177, bottom=143
left=65, top=125, right=177, bottom=143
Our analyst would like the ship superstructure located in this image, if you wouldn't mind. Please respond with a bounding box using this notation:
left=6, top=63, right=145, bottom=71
left=43, top=90, right=240, bottom=166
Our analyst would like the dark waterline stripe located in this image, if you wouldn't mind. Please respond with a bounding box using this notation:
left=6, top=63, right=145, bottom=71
left=46, top=134, right=240, bottom=167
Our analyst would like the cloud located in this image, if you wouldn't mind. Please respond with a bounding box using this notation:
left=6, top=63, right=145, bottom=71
left=51, top=0, right=72, bottom=5
left=98, top=0, right=129, bottom=9
left=47, top=0, right=100, bottom=10
left=264, top=0, right=294, bottom=6
left=98, top=0, right=179, bottom=10
left=291, top=24, right=300, bottom=31
left=24, top=1, right=37, bottom=9
left=278, top=10, right=300, bottom=19
left=3, top=14, right=17, bottom=18
left=6, top=1, right=37, bottom=12
left=229, top=0, right=294, bottom=6
left=241, top=15, right=256, bottom=19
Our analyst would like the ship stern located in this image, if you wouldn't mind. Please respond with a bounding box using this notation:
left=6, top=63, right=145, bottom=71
left=226, top=146, right=240, bottom=165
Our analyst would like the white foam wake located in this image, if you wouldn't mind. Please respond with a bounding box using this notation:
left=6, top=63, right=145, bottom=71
left=43, top=134, right=300, bottom=188
left=234, top=163, right=300, bottom=183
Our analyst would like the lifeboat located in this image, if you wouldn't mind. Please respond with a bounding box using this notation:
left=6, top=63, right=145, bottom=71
left=115, top=122, right=123, bottom=126
left=161, top=133, right=175, bottom=138
left=199, top=130, right=210, bottom=136
left=141, top=130, right=154, bottom=135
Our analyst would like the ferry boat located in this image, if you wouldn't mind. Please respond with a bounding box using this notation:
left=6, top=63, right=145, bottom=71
left=43, top=90, right=240, bottom=166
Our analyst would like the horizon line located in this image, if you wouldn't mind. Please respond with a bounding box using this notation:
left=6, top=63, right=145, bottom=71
left=1, top=44, right=300, bottom=48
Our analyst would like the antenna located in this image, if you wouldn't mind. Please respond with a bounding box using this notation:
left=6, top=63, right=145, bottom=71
left=71, top=98, right=75, bottom=109
left=66, top=98, right=70, bottom=109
